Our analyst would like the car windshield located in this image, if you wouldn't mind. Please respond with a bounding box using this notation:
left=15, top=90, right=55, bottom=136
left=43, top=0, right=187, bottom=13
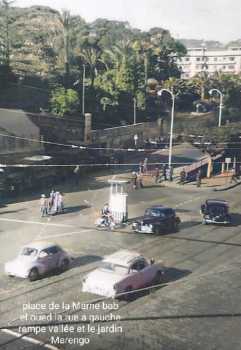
left=20, top=247, right=38, bottom=257
left=145, top=209, right=164, bottom=217
left=100, top=262, right=128, bottom=274
left=208, top=205, right=227, bottom=216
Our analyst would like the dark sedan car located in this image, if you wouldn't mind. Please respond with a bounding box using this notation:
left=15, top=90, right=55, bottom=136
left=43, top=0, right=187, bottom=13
left=132, top=206, right=181, bottom=234
left=200, top=199, right=231, bottom=225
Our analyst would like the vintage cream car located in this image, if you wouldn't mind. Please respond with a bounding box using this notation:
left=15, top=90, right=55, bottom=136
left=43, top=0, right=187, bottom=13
left=5, top=241, right=71, bottom=281
left=82, top=250, right=165, bottom=298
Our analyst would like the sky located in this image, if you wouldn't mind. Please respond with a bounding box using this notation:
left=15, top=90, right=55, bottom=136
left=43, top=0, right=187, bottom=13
left=15, top=0, right=241, bottom=43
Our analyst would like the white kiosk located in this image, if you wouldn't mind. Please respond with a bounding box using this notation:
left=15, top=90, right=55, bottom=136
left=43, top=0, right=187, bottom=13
left=108, top=179, right=128, bottom=224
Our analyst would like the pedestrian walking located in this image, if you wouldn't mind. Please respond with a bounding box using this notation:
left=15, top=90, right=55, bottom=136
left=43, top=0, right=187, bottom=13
left=53, top=191, right=63, bottom=214
left=154, top=167, right=160, bottom=184
left=139, top=161, right=144, bottom=174
left=131, top=171, right=138, bottom=190
left=57, top=192, right=64, bottom=213
left=166, top=167, right=171, bottom=181
left=196, top=170, right=202, bottom=188
left=143, top=158, right=148, bottom=173
left=48, top=189, right=55, bottom=213
left=230, top=169, right=238, bottom=184
left=73, top=165, right=80, bottom=185
left=137, top=172, right=144, bottom=188
left=52, top=191, right=59, bottom=214
left=40, top=194, right=48, bottom=217
left=163, top=164, right=168, bottom=181
left=180, top=169, right=186, bottom=185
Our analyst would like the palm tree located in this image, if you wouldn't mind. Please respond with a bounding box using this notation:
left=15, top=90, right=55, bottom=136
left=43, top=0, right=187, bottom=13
left=104, top=39, right=132, bottom=71
left=58, top=10, right=71, bottom=88
left=76, top=31, right=106, bottom=88
left=1, top=0, right=15, bottom=68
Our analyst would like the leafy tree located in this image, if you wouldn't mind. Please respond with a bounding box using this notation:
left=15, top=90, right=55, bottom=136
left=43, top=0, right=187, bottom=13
left=0, top=0, right=15, bottom=67
left=76, top=29, right=106, bottom=88
left=50, top=86, right=79, bottom=116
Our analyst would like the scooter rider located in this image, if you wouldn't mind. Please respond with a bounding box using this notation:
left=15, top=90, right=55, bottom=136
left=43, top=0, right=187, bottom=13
left=101, top=203, right=112, bottom=226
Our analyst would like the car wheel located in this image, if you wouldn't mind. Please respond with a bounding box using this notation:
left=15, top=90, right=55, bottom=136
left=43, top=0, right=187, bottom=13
left=153, top=226, right=160, bottom=235
left=202, top=219, right=207, bottom=225
left=172, top=221, right=179, bottom=233
left=28, top=268, right=39, bottom=282
left=123, top=286, right=134, bottom=301
left=60, top=259, right=69, bottom=272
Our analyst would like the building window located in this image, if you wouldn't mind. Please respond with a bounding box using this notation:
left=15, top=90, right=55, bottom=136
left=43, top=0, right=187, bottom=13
left=228, top=65, right=235, bottom=69
left=214, top=57, right=218, bottom=61
left=185, top=57, right=190, bottom=61
left=229, top=57, right=235, bottom=61
left=222, top=65, right=226, bottom=69
left=196, top=57, right=201, bottom=61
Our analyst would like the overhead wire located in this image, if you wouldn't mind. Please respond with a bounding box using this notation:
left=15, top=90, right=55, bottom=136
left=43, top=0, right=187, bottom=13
left=1, top=132, right=241, bottom=153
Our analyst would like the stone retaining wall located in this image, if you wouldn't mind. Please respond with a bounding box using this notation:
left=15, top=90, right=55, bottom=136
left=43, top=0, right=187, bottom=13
left=91, top=119, right=163, bottom=148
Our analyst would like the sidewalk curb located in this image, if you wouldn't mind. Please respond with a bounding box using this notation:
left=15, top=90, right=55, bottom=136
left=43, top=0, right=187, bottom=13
left=213, top=180, right=241, bottom=192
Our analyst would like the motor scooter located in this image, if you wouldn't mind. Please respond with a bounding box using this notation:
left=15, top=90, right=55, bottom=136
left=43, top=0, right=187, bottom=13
left=95, top=215, right=116, bottom=230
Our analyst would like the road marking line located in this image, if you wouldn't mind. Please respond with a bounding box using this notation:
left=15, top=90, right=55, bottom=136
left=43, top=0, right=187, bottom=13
left=40, top=230, right=90, bottom=240
left=0, top=218, right=74, bottom=228
left=1, top=329, right=60, bottom=350
left=175, top=196, right=201, bottom=208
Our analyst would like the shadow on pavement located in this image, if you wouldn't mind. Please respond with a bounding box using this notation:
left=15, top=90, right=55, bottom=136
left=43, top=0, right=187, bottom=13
left=0, top=208, right=26, bottom=215
left=127, top=216, right=143, bottom=224
left=230, top=213, right=241, bottom=226
left=180, top=221, right=201, bottom=230
left=62, top=205, right=91, bottom=214
left=128, top=267, right=191, bottom=302
left=175, top=208, right=192, bottom=213
left=2, top=174, right=111, bottom=206
left=142, top=185, right=165, bottom=189
left=71, top=255, right=102, bottom=269
left=162, top=234, right=241, bottom=248
left=162, top=267, right=191, bottom=283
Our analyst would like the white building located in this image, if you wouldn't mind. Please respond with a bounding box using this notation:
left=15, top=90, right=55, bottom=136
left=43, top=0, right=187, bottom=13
left=176, top=47, right=241, bottom=79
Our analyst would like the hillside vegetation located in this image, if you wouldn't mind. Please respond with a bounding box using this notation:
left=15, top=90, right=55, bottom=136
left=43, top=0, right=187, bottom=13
left=0, top=2, right=241, bottom=130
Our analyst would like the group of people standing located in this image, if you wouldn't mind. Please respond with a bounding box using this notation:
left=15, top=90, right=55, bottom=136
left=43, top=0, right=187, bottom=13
left=40, top=190, right=64, bottom=217
left=179, top=169, right=202, bottom=187
left=153, top=164, right=173, bottom=183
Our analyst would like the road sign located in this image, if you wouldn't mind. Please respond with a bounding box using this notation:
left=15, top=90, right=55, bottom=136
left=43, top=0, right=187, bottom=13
left=225, top=158, right=231, bottom=164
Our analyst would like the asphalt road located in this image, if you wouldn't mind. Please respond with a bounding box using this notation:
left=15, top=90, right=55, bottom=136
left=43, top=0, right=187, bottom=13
left=0, top=175, right=241, bottom=350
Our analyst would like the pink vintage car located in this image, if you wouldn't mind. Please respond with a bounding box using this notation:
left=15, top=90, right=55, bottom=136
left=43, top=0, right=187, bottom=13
left=5, top=241, right=71, bottom=281
left=82, top=250, right=165, bottom=299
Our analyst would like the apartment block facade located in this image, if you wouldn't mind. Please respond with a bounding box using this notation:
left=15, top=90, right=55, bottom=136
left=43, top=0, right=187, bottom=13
left=176, top=47, right=241, bottom=79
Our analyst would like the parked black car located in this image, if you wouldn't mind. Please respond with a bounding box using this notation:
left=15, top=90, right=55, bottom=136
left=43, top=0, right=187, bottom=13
left=200, top=199, right=231, bottom=225
left=132, top=206, right=181, bottom=234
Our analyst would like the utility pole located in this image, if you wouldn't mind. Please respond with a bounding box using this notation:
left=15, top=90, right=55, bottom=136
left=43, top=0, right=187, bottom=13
left=133, top=97, right=137, bottom=124
left=82, top=64, right=86, bottom=116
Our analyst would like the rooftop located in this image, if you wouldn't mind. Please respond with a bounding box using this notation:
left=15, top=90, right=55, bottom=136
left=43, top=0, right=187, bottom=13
left=103, top=249, right=142, bottom=267
left=206, top=199, right=228, bottom=206
left=23, top=241, right=57, bottom=250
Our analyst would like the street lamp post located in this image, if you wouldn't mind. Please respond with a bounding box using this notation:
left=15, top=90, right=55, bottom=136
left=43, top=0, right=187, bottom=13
left=209, top=88, right=223, bottom=127
left=133, top=97, right=137, bottom=124
left=158, top=89, right=175, bottom=169
left=82, top=64, right=86, bottom=116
